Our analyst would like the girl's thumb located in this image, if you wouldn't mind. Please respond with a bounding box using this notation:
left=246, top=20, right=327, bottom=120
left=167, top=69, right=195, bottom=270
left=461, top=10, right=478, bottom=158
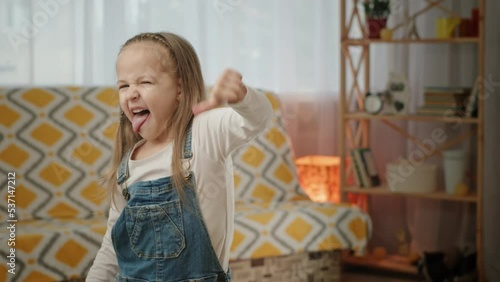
left=192, top=97, right=218, bottom=115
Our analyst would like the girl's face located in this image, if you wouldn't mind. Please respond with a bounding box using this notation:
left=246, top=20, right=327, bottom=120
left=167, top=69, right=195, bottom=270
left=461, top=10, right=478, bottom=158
left=116, top=42, right=180, bottom=144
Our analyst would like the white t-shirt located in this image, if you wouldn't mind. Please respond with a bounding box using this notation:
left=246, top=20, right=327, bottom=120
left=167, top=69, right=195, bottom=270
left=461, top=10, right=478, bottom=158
left=86, top=87, right=273, bottom=281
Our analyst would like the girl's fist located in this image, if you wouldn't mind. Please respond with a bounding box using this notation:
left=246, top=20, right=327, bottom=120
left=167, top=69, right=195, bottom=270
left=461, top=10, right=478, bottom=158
left=192, top=69, right=246, bottom=115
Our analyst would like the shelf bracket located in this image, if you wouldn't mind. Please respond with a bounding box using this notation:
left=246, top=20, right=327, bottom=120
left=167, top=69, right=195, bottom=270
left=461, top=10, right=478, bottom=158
left=423, top=129, right=478, bottom=161
left=345, top=0, right=366, bottom=39
left=343, top=46, right=367, bottom=110
left=380, top=119, right=477, bottom=162
left=380, top=119, right=443, bottom=159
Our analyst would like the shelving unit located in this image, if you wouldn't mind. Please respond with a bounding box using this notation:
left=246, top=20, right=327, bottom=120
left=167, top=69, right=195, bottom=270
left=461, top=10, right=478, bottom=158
left=345, top=112, right=480, bottom=124
left=344, top=185, right=478, bottom=203
left=339, top=0, right=485, bottom=281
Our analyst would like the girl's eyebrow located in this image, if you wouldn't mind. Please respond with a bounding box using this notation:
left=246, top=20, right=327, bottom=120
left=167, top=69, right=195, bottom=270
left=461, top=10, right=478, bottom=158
left=117, top=75, right=153, bottom=84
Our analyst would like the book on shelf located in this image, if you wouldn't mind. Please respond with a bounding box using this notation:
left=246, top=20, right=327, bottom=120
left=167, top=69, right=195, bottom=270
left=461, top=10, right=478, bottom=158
left=422, top=96, right=468, bottom=104
left=424, top=87, right=470, bottom=102
left=352, top=149, right=369, bottom=187
left=351, top=150, right=365, bottom=187
left=424, top=92, right=469, bottom=100
left=465, top=78, right=480, bottom=118
left=415, top=106, right=465, bottom=117
left=423, top=99, right=467, bottom=107
left=418, top=86, right=472, bottom=117
left=351, top=148, right=380, bottom=188
left=359, top=148, right=381, bottom=187
left=424, top=86, right=471, bottom=94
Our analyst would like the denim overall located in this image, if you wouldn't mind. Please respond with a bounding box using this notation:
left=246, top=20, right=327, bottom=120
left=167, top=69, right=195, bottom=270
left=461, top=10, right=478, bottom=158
left=112, top=127, right=231, bottom=281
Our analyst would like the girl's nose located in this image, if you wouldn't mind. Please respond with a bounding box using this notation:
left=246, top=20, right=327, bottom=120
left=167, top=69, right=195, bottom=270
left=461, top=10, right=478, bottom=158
left=129, top=87, right=139, bottom=100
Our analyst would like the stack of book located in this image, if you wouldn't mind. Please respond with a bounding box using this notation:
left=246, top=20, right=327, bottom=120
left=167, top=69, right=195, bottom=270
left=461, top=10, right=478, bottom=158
left=351, top=148, right=380, bottom=188
left=416, top=87, right=471, bottom=117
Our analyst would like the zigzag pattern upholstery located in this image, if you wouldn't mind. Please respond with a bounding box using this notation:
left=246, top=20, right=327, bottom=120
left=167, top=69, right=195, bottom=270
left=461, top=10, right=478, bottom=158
left=0, top=87, right=116, bottom=281
left=0, top=87, right=370, bottom=281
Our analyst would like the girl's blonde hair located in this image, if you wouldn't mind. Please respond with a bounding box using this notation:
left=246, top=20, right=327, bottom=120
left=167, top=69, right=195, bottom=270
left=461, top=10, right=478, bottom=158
left=103, top=32, right=205, bottom=203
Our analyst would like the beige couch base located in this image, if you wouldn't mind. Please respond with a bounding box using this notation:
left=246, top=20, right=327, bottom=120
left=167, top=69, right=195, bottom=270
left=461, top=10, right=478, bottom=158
left=229, top=251, right=341, bottom=282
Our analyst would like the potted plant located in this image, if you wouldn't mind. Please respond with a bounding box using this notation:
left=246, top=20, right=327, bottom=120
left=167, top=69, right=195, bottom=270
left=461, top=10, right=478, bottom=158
left=362, top=0, right=391, bottom=39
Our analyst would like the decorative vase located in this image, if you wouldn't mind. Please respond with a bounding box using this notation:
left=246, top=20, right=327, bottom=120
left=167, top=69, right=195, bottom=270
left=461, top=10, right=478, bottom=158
left=380, top=28, right=393, bottom=40
left=366, top=18, right=387, bottom=39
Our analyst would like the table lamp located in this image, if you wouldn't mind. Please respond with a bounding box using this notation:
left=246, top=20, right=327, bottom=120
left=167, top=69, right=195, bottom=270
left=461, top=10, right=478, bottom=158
left=295, top=155, right=340, bottom=203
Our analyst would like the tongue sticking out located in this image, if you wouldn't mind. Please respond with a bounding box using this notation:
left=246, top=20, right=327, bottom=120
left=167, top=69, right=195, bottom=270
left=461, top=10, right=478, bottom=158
left=131, top=112, right=150, bottom=133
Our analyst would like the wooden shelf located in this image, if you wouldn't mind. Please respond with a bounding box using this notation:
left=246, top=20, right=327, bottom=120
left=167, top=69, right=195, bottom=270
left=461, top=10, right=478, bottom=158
left=343, top=37, right=480, bottom=45
left=344, top=112, right=480, bottom=124
left=340, top=0, right=486, bottom=280
left=343, top=254, right=418, bottom=275
left=343, top=185, right=477, bottom=203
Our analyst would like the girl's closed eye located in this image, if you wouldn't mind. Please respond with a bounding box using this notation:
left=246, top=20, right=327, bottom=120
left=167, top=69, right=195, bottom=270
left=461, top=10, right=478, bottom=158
left=119, top=84, right=129, bottom=90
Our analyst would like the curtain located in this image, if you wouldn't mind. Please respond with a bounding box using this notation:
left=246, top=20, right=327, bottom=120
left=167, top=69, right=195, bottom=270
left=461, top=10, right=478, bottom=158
left=0, top=0, right=340, bottom=90
left=0, top=0, right=340, bottom=156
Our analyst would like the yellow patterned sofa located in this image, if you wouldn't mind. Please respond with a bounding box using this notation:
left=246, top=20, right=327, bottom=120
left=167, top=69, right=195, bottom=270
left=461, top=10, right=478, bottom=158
left=0, top=87, right=371, bottom=281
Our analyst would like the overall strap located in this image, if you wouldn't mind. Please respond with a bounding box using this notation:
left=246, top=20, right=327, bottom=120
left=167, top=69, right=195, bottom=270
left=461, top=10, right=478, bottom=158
left=116, top=148, right=133, bottom=185
left=183, top=123, right=193, bottom=159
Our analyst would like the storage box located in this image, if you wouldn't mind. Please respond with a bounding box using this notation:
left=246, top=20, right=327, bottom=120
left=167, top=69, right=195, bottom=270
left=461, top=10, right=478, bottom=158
left=386, top=161, right=437, bottom=193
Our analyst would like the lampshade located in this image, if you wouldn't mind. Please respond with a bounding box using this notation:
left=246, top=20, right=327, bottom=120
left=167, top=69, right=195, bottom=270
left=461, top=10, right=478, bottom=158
left=295, top=155, right=340, bottom=203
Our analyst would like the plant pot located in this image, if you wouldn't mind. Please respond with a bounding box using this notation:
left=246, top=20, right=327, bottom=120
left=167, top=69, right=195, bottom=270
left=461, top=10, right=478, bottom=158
left=366, top=18, right=387, bottom=39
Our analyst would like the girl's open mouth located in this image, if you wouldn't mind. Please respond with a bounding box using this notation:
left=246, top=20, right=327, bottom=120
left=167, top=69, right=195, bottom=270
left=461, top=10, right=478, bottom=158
left=131, top=109, right=150, bottom=133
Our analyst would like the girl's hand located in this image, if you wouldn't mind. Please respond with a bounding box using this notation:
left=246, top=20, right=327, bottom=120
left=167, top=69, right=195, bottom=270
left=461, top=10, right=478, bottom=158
left=192, top=69, right=247, bottom=115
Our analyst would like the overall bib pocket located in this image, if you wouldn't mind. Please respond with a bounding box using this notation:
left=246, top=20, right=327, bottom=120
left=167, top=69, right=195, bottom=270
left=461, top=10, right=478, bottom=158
left=124, top=199, right=185, bottom=259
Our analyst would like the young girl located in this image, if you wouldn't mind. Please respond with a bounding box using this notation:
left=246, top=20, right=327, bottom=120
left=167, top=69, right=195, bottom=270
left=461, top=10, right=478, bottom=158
left=86, top=32, right=272, bottom=281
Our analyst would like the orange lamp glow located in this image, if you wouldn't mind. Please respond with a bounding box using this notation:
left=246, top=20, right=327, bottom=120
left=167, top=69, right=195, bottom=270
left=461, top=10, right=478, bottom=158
left=295, top=155, right=340, bottom=203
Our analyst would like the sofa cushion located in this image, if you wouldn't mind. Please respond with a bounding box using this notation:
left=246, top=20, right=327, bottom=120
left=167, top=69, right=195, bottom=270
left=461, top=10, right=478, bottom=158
left=230, top=200, right=370, bottom=260
left=0, top=87, right=117, bottom=221
left=232, top=92, right=309, bottom=203
left=0, top=216, right=107, bottom=281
